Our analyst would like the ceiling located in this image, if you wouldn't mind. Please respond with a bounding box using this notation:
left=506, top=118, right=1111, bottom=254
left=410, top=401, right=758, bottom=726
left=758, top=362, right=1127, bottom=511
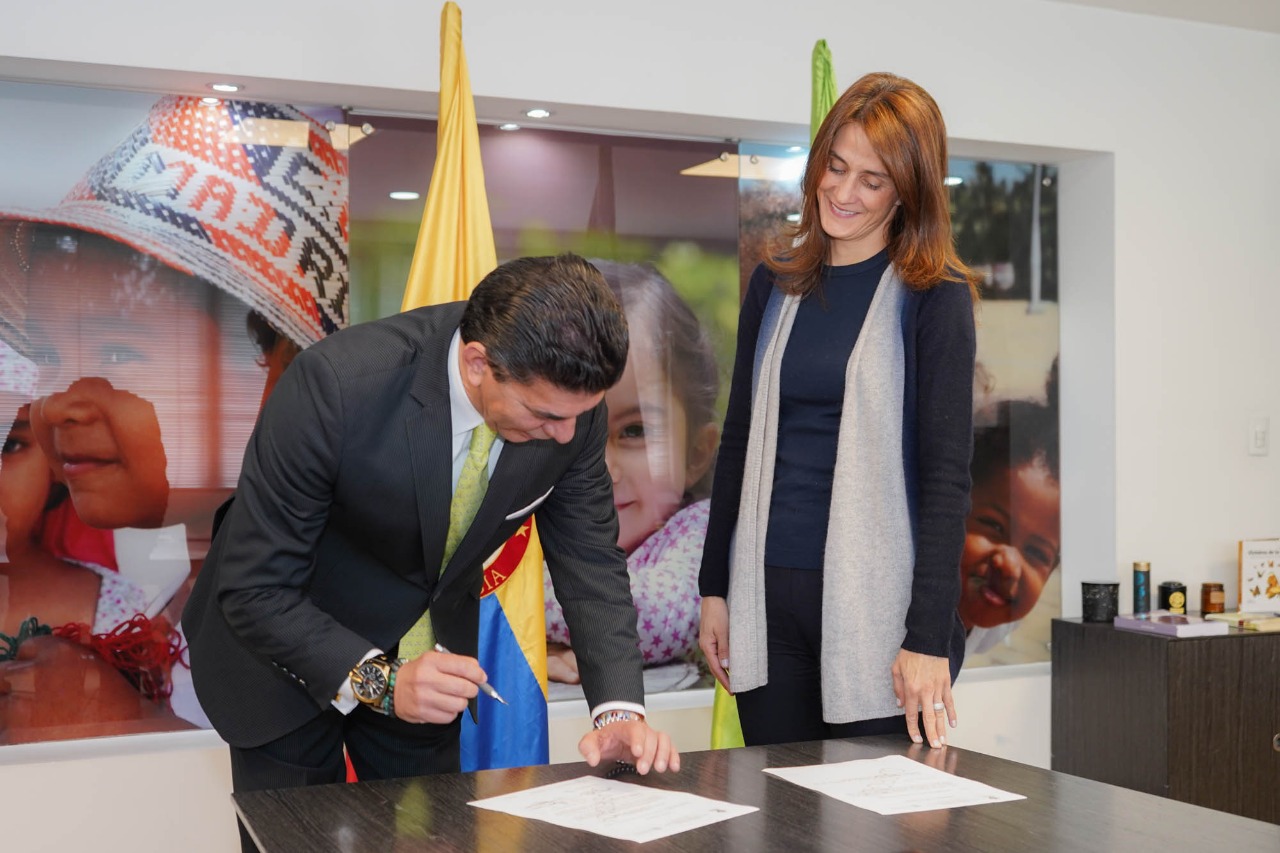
left=1042, top=0, right=1280, bottom=34
left=347, top=117, right=743, bottom=246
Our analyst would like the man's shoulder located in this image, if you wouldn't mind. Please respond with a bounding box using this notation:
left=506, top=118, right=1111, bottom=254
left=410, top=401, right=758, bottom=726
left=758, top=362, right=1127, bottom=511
left=304, top=302, right=465, bottom=375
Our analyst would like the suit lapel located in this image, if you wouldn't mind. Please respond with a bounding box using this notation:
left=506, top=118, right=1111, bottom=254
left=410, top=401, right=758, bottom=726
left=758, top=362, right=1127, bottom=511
left=406, top=322, right=457, bottom=581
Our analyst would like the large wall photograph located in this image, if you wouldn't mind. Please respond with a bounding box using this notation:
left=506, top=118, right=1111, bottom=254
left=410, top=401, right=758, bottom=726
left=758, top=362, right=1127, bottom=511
left=0, top=83, right=349, bottom=743
left=0, top=80, right=1059, bottom=752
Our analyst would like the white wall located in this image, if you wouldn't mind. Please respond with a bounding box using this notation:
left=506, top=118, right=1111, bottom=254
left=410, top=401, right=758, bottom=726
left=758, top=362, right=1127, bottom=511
left=4, top=0, right=1276, bottom=602
left=0, top=0, right=1276, bottom=848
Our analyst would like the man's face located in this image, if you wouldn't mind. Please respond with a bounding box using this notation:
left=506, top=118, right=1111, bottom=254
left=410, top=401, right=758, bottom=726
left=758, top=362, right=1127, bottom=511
left=461, top=342, right=603, bottom=445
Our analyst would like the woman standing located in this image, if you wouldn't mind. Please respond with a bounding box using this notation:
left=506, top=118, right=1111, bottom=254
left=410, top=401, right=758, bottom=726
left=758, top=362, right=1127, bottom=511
left=699, top=71, right=978, bottom=750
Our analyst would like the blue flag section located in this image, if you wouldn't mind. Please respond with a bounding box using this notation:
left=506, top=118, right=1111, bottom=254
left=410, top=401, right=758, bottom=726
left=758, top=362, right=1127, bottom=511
left=460, top=594, right=550, bottom=770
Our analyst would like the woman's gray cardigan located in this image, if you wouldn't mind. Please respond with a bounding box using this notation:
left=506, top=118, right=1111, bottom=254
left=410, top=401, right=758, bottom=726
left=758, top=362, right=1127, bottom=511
left=699, top=262, right=974, bottom=723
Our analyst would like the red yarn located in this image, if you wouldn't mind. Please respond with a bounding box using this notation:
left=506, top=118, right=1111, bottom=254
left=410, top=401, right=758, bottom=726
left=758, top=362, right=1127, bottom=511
left=53, top=614, right=186, bottom=704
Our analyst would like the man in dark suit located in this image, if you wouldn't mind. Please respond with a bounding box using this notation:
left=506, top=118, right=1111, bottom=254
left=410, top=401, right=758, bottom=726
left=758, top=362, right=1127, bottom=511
left=183, top=255, right=678, bottom=839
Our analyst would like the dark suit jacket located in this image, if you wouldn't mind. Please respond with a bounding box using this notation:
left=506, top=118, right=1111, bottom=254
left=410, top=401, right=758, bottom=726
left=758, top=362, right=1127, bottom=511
left=183, top=303, right=643, bottom=748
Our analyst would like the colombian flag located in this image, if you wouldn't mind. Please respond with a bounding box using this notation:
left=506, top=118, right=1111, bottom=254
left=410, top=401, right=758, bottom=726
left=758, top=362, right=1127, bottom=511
left=402, top=1, right=549, bottom=772
left=463, top=520, right=549, bottom=768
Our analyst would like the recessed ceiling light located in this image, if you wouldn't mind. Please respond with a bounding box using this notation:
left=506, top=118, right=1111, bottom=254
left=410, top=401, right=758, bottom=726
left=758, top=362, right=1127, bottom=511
left=498, top=123, right=520, bottom=131
left=786, top=146, right=805, bottom=154
left=209, top=83, right=241, bottom=93
left=524, top=108, right=551, bottom=119
left=785, top=212, right=802, bottom=222
left=389, top=191, right=421, bottom=201
left=200, top=97, right=221, bottom=105
left=944, top=176, right=963, bottom=187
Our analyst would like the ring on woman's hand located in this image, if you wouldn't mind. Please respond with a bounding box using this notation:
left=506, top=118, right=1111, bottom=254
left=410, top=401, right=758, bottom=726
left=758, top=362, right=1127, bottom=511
left=932, top=701, right=946, bottom=711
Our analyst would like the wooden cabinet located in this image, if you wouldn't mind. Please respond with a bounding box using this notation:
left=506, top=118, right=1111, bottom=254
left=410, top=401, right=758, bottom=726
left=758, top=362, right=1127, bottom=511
left=1051, top=617, right=1280, bottom=824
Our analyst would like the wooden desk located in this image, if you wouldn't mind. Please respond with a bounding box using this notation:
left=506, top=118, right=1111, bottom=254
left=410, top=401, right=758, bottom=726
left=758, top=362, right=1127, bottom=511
left=233, top=735, right=1280, bottom=852
left=1052, top=617, right=1280, bottom=823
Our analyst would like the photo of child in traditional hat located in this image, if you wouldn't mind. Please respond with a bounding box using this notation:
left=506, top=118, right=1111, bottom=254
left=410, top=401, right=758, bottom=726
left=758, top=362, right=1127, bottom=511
left=0, top=94, right=349, bottom=741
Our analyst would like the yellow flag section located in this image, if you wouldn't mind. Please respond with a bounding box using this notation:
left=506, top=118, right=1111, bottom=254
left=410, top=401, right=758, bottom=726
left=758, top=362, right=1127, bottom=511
left=401, top=1, right=549, bottom=771
left=400, top=2, right=495, bottom=310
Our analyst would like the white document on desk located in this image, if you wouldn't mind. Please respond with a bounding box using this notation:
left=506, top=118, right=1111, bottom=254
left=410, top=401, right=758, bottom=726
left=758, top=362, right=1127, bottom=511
left=469, top=775, right=757, bottom=843
left=764, top=754, right=1024, bottom=815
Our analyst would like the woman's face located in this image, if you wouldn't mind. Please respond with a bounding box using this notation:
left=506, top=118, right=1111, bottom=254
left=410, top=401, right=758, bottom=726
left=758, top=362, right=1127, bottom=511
left=22, top=239, right=219, bottom=529
left=959, top=460, right=1061, bottom=630
left=0, top=403, right=54, bottom=553
left=817, top=122, right=900, bottom=266
left=604, top=341, right=690, bottom=555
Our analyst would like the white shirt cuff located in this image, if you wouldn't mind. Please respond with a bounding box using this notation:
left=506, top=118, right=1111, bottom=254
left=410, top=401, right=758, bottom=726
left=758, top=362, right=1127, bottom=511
left=589, top=700, right=647, bottom=722
left=331, top=648, right=382, bottom=714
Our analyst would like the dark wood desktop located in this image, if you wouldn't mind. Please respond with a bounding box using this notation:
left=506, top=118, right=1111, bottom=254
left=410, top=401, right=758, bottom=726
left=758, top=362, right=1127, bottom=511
left=234, top=735, right=1280, bottom=852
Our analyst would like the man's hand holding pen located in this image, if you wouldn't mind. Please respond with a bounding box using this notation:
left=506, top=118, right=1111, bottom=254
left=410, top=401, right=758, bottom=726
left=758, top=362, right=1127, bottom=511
left=390, top=646, right=492, bottom=725
left=392, top=647, right=681, bottom=778
left=434, top=643, right=507, bottom=704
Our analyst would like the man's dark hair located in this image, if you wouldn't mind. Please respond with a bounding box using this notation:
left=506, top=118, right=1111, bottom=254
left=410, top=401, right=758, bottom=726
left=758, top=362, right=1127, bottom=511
left=459, top=254, right=628, bottom=393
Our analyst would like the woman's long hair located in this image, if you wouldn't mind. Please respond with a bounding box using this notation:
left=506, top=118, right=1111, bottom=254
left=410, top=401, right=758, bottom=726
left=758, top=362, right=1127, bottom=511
left=767, top=71, right=980, bottom=299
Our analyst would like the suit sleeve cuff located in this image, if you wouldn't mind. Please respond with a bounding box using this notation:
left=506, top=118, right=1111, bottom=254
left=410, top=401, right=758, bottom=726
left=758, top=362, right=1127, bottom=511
left=331, top=648, right=382, bottom=714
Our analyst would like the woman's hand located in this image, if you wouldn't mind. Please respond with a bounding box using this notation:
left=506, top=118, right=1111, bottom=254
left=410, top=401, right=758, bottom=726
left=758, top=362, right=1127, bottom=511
left=546, top=642, right=580, bottom=684
left=698, top=596, right=731, bottom=692
left=891, top=648, right=955, bottom=748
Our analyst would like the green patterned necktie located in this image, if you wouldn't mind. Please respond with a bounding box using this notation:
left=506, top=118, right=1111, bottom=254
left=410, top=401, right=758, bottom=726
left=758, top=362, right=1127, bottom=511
left=399, top=423, right=497, bottom=659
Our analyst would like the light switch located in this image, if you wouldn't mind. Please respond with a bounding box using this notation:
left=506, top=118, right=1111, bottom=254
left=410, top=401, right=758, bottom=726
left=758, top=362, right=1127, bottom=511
left=1249, top=416, right=1270, bottom=456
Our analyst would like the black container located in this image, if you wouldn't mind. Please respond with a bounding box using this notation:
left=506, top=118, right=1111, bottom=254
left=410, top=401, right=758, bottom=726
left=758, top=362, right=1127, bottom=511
left=1158, top=581, right=1187, bottom=614
left=1082, top=581, right=1120, bottom=622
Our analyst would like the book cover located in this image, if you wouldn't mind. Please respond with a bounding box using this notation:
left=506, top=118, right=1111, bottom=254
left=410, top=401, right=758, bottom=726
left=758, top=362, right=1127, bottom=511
left=1205, top=611, right=1280, bottom=632
left=1113, top=610, right=1230, bottom=638
left=1238, top=538, right=1280, bottom=614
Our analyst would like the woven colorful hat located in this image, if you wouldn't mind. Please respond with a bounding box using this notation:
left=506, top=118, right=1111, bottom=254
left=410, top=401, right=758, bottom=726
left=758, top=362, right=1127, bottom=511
left=0, top=95, right=348, bottom=349
left=0, top=339, right=36, bottom=398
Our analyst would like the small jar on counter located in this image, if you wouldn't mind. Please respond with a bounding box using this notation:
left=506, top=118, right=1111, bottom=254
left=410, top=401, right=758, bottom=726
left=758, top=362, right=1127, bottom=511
left=1159, top=581, right=1187, bottom=614
left=1200, top=582, right=1225, bottom=615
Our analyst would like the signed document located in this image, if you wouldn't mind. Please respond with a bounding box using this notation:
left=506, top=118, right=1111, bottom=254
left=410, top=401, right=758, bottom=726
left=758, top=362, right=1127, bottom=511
left=469, top=775, right=757, bottom=843
left=764, top=754, right=1024, bottom=815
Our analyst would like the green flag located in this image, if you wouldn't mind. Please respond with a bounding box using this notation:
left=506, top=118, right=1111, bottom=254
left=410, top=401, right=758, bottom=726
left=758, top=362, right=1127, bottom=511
left=811, top=39, right=837, bottom=143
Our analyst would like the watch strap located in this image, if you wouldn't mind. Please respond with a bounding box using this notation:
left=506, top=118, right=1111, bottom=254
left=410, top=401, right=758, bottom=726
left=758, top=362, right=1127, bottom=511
left=593, top=709, right=643, bottom=729
left=372, top=658, right=406, bottom=717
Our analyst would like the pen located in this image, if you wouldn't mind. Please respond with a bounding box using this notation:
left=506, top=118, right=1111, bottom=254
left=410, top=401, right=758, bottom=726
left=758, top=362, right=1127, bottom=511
left=433, top=643, right=509, bottom=705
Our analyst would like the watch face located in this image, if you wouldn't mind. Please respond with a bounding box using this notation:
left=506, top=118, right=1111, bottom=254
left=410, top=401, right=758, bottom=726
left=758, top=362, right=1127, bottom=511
left=353, top=661, right=389, bottom=702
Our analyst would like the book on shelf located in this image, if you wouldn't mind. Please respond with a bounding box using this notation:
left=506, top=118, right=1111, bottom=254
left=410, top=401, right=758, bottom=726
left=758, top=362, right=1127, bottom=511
left=1238, top=537, right=1280, bottom=613
left=1203, top=611, right=1280, bottom=632
left=1113, top=610, right=1230, bottom=638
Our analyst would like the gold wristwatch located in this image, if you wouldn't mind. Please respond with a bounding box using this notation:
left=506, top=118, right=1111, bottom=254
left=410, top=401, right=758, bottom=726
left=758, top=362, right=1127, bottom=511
left=349, top=655, right=397, bottom=714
